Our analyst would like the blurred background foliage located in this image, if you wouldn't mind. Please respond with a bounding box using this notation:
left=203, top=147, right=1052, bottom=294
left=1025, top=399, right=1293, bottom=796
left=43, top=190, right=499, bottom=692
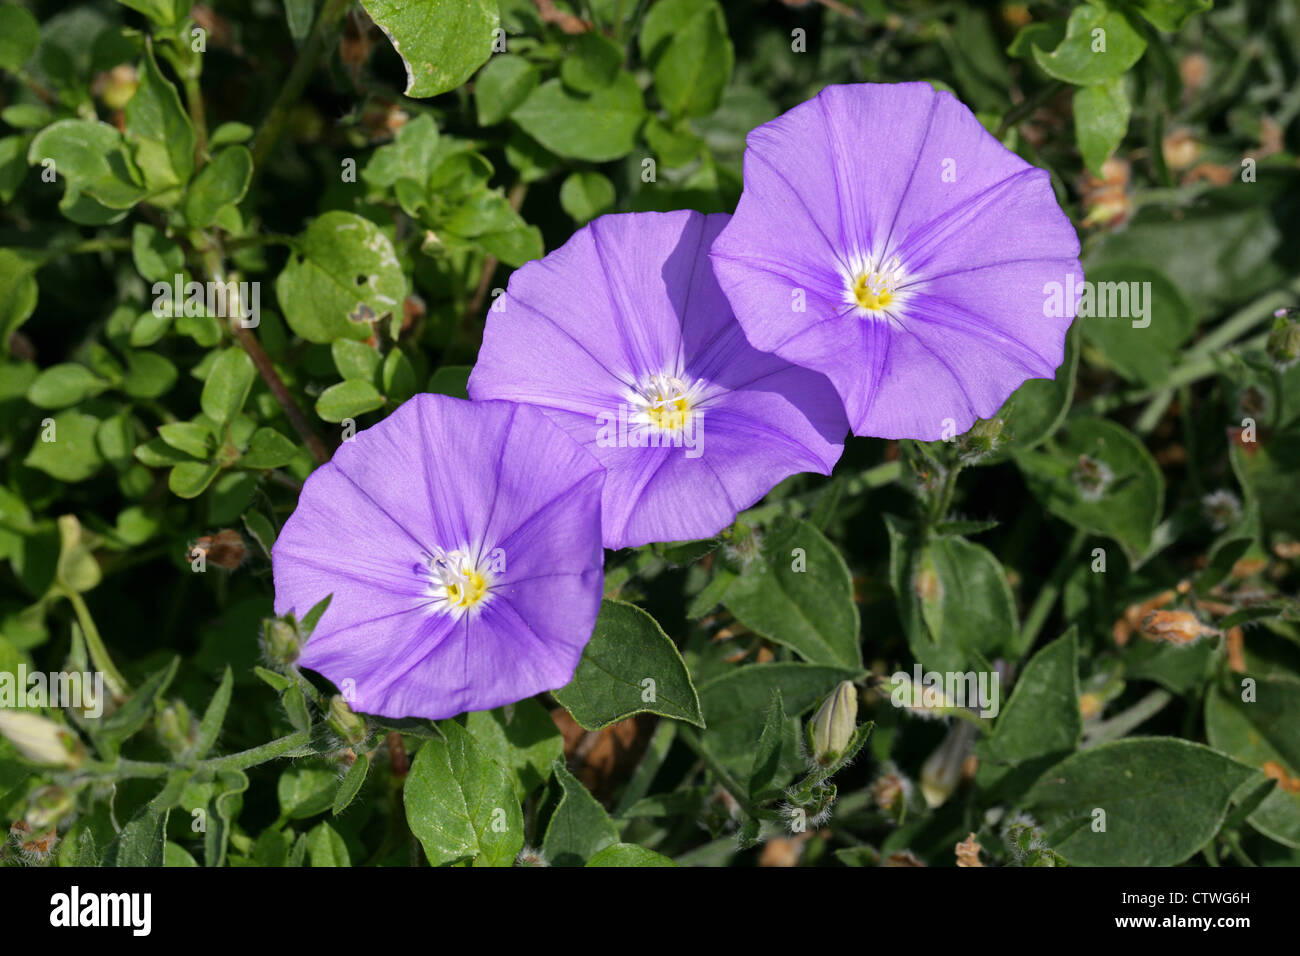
left=1, top=0, right=1299, bottom=867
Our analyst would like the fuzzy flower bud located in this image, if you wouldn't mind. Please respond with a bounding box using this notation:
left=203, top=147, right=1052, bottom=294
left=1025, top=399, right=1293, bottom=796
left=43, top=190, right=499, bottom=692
left=24, top=785, right=74, bottom=830
left=327, top=695, right=367, bottom=745
left=156, top=699, right=195, bottom=755
left=919, top=722, right=976, bottom=808
left=261, top=616, right=301, bottom=667
left=810, top=680, right=858, bottom=767
left=1267, top=312, right=1300, bottom=369
left=0, top=711, right=85, bottom=768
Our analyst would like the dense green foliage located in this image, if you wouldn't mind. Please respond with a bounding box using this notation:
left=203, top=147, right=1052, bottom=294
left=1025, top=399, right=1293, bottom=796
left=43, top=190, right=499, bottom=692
left=1, top=0, right=1299, bottom=867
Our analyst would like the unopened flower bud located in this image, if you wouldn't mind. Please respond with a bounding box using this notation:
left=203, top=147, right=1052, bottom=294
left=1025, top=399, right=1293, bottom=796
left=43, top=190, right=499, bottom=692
left=93, top=64, right=138, bottom=111
left=810, top=680, right=857, bottom=766
left=919, top=722, right=976, bottom=808
left=1267, top=315, right=1300, bottom=369
left=156, top=699, right=194, bottom=755
left=261, top=617, right=301, bottom=666
left=0, top=711, right=85, bottom=768
left=959, top=415, right=1005, bottom=461
left=24, top=786, right=74, bottom=830
left=327, top=695, right=367, bottom=745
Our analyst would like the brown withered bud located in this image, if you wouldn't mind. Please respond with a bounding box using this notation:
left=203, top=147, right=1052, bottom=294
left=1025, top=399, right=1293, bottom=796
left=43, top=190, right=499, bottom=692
left=955, top=833, right=983, bottom=867
left=1141, top=609, right=1220, bottom=645
left=192, top=529, right=247, bottom=570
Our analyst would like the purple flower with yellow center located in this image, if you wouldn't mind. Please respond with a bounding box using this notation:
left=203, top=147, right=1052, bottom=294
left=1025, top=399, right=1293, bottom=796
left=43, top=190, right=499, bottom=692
left=271, top=394, right=605, bottom=720
left=468, top=210, right=848, bottom=549
left=710, top=81, right=1083, bottom=441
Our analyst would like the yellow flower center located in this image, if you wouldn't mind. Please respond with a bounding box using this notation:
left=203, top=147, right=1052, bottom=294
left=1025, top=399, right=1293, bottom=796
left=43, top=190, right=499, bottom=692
left=445, top=568, right=489, bottom=609
left=848, top=253, right=906, bottom=314
left=427, top=547, right=492, bottom=615
left=635, top=373, right=702, bottom=432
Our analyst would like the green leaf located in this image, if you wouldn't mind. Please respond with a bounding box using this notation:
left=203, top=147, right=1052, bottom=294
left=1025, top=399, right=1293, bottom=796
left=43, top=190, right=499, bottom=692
left=333, top=752, right=370, bottom=816
left=1129, top=0, right=1211, bottom=32
left=103, top=770, right=190, bottom=867
left=157, top=421, right=212, bottom=459
left=360, top=0, right=499, bottom=98
left=381, top=348, right=417, bottom=403
left=463, top=698, right=563, bottom=800
left=275, top=211, right=407, bottom=343
left=1024, top=738, right=1257, bottom=866
left=131, top=222, right=184, bottom=283
left=475, top=54, right=539, bottom=126
left=27, top=119, right=146, bottom=210
left=586, top=843, right=676, bottom=866
left=1079, top=265, right=1197, bottom=386
left=0, top=248, right=40, bottom=347
left=183, top=146, right=252, bottom=228
left=978, top=630, right=1080, bottom=796
left=1074, top=76, right=1130, bottom=176
left=561, top=32, right=623, bottom=94
left=553, top=598, right=704, bottom=730
left=240, top=428, right=297, bottom=469
left=168, top=460, right=220, bottom=498
left=541, top=760, right=618, bottom=866
left=331, top=338, right=381, bottom=381
left=278, top=765, right=340, bottom=820
left=209, top=121, right=254, bottom=147
left=362, top=114, right=439, bottom=191
left=405, top=720, right=524, bottom=867
left=116, top=0, right=189, bottom=27
left=427, top=365, right=471, bottom=399
left=1206, top=677, right=1300, bottom=849
left=639, top=0, right=734, bottom=117
left=1016, top=418, right=1164, bottom=564
left=1031, top=4, right=1147, bottom=84
left=24, top=411, right=104, bottom=482
left=982, top=321, right=1079, bottom=464
left=513, top=73, right=645, bottom=162
left=559, top=170, right=615, bottom=224
left=0, top=4, right=41, bottom=71
left=201, top=347, right=256, bottom=425
left=189, top=666, right=233, bottom=760
left=307, top=821, right=351, bottom=866
left=315, top=379, right=385, bottom=422
left=122, top=350, right=177, bottom=399
left=26, top=364, right=108, bottom=409
left=721, top=518, right=862, bottom=668
left=124, top=44, right=195, bottom=196
left=697, top=663, right=858, bottom=775
left=747, top=690, right=787, bottom=799
left=284, top=0, right=315, bottom=42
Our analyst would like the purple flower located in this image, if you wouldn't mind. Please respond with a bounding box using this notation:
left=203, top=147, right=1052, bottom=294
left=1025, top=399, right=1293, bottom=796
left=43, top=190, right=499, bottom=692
left=272, top=394, right=605, bottom=720
left=710, top=82, right=1083, bottom=441
left=468, top=210, right=848, bottom=549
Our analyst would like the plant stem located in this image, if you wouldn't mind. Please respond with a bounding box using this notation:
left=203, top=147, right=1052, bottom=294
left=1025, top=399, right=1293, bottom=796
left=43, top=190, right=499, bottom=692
left=199, top=246, right=330, bottom=464
left=250, top=0, right=352, bottom=177
left=1081, top=689, right=1172, bottom=748
left=1016, top=528, right=1086, bottom=656
left=48, top=238, right=132, bottom=256
left=183, top=75, right=209, bottom=170
left=202, top=729, right=314, bottom=772
left=64, top=589, right=129, bottom=699
left=740, top=461, right=901, bottom=525
left=679, top=726, right=761, bottom=820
